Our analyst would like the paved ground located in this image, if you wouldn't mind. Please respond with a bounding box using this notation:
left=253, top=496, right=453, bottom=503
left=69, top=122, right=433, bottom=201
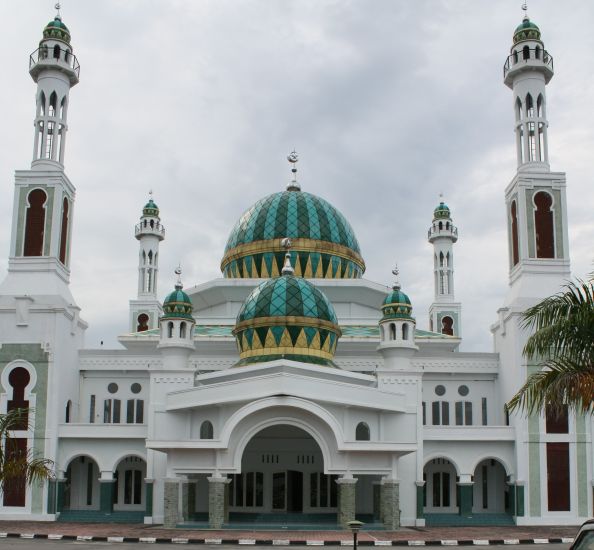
left=0, top=521, right=580, bottom=544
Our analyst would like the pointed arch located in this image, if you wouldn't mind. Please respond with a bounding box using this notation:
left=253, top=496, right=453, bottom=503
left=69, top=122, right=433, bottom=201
left=402, top=323, right=409, bottom=341
left=510, top=200, right=519, bottom=266
left=535, top=45, right=541, bottom=60
left=48, top=92, right=57, bottom=117
left=515, top=97, right=522, bottom=120
left=23, top=189, right=47, bottom=256
left=522, top=45, right=530, bottom=60
left=441, top=316, right=454, bottom=336
left=53, top=44, right=60, bottom=60
left=439, top=251, right=444, bottom=267
left=59, top=197, right=69, bottom=264
left=537, top=94, right=544, bottom=118
left=39, top=91, right=46, bottom=116
left=534, top=191, right=554, bottom=258
left=525, top=93, right=534, bottom=117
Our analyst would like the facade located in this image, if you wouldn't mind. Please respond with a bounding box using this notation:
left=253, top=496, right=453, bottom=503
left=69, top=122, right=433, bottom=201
left=0, top=10, right=591, bottom=529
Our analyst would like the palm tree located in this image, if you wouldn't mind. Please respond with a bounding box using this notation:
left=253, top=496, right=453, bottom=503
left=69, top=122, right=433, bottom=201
left=0, top=408, right=53, bottom=485
left=507, top=277, right=594, bottom=416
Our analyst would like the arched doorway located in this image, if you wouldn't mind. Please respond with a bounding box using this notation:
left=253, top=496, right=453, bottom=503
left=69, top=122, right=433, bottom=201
left=63, top=455, right=100, bottom=511
left=423, top=457, right=458, bottom=515
left=232, top=424, right=336, bottom=514
left=472, top=458, right=509, bottom=515
left=113, top=455, right=146, bottom=512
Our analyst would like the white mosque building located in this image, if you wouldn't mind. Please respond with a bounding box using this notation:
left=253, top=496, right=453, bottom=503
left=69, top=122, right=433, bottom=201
left=0, top=9, right=591, bottom=529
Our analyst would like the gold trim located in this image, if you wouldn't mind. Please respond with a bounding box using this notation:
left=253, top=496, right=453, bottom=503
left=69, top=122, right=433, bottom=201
left=221, top=238, right=365, bottom=273
left=239, top=346, right=335, bottom=360
left=233, top=315, right=342, bottom=336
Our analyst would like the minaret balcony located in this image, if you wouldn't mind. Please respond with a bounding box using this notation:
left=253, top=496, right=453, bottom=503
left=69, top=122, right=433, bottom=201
left=428, top=225, right=458, bottom=243
left=503, top=48, right=553, bottom=87
left=135, top=222, right=166, bottom=240
left=29, top=46, right=80, bottom=86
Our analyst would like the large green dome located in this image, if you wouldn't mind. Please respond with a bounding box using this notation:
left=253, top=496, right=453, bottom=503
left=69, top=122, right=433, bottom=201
left=162, top=284, right=193, bottom=321
left=221, top=190, right=365, bottom=279
left=43, top=16, right=71, bottom=44
left=381, top=286, right=413, bottom=321
left=233, top=273, right=341, bottom=366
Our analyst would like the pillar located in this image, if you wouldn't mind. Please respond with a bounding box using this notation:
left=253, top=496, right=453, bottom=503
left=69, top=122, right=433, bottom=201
left=516, top=482, right=525, bottom=517
left=46, top=479, right=56, bottom=514
left=380, top=478, right=400, bottom=530
left=181, top=480, right=189, bottom=522
left=56, top=478, right=67, bottom=514
left=208, top=476, right=230, bottom=529
left=163, top=479, right=180, bottom=528
left=144, top=479, right=154, bottom=518
left=457, top=474, right=473, bottom=517
left=415, top=481, right=425, bottom=520
left=336, top=477, right=357, bottom=528
left=99, top=481, right=115, bottom=515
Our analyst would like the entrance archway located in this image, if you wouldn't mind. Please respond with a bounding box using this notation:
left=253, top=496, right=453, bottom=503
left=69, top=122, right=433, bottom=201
left=63, top=455, right=100, bottom=511
left=423, top=457, right=458, bottom=514
left=230, top=424, right=337, bottom=515
left=472, top=458, right=509, bottom=515
left=113, top=455, right=146, bottom=511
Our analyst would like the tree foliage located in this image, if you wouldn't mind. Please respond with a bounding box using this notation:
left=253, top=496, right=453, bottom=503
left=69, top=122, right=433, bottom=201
left=0, top=408, right=54, bottom=485
left=507, top=277, right=594, bottom=416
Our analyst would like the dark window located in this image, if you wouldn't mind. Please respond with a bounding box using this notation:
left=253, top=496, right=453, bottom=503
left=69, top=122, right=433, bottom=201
left=534, top=191, right=554, bottom=258
left=108, top=383, right=118, bottom=394
left=546, top=442, right=570, bottom=511
left=465, top=401, right=473, bottom=425
left=422, top=402, right=426, bottom=425
left=200, top=420, right=214, bottom=439
left=2, top=438, right=27, bottom=506
left=131, top=383, right=141, bottom=394
left=65, top=400, right=72, bottom=423
left=441, top=316, right=454, bottom=336
left=86, top=461, right=94, bottom=505
left=7, top=367, right=30, bottom=428
left=435, top=385, right=446, bottom=396
left=458, top=385, right=469, bottom=396
left=511, top=200, right=520, bottom=265
left=546, top=405, right=568, bottom=434
left=481, top=398, right=488, bottom=426
left=355, top=422, right=370, bottom=441
left=523, top=45, right=530, bottom=60
left=53, top=44, right=60, bottom=60
left=89, top=395, right=95, bottom=423
left=441, top=402, right=450, bottom=425
left=137, top=313, right=149, bottom=332
left=432, top=401, right=440, bottom=425
left=24, top=189, right=47, bottom=257
left=59, top=197, right=69, bottom=264
left=482, top=465, right=488, bottom=508
left=135, top=400, right=144, bottom=424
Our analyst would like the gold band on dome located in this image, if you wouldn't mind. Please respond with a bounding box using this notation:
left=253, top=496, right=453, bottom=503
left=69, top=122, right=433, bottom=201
left=233, top=315, right=342, bottom=337
left=238, top=346, right=336, bottom=361
left=221, top=238, right=366, bottom=273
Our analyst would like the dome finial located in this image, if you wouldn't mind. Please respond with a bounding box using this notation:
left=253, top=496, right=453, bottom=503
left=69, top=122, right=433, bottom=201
left=392, top=264, right=401, bottom=290
left=281, top=238, right=294, bottom=275
left=54, top=2, right=62, bottom=19
left=174, top=264, right=183, bottom=290
left=521, top=0, right=529, bottom=20
left=286, top=150, right=301, bottom=192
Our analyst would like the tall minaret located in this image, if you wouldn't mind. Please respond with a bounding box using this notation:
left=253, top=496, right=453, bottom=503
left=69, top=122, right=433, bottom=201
left=427, top=200, right=461, bottom=337
left=0, top=7, right=80, bottom=300
left=501, top=12, right=570, bottom=304
left=0, top=9, right=86, bottom=517
left=493, top=12, right=577, bottom=524
left=129, top=195, right=165, bottom=332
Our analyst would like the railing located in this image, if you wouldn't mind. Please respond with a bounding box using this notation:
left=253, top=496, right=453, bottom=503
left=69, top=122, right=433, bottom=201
left=29, top=46, right=80, bottom=78
left=428, top=225, right=458, bottom=239
left=135, top=221, right=166, bottom=236
left=503, top=48, right=553, bottom=79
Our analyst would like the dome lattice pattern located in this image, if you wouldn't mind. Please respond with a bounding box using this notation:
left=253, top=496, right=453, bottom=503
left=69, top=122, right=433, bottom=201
left=162, top=286, right=193, bottom=320
left=221, top=191, right=365, bottom=279
left=381, top=288, right=413, bottom=321
left=233, top=274, right=341, bottom=367
left=43, top=16, right=71, bottom=44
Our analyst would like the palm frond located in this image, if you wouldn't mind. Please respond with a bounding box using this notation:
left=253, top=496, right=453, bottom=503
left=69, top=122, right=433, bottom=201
left=507, top=356, right=594, bottom=416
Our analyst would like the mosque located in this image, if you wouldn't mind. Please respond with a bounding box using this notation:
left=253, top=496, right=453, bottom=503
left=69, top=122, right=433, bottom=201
left=0, top=8, right=590, bottom=529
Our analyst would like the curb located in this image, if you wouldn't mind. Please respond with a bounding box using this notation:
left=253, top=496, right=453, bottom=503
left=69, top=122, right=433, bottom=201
left=0, top=533, right=575, bottom=545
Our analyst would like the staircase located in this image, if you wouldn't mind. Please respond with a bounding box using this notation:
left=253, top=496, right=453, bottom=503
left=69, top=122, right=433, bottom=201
left=58, top=510, right=145, bottom=523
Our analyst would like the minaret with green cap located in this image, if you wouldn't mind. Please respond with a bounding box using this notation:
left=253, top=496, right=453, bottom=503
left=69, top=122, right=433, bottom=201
left=129, top=194, right=165, bottom=332
left=427, top=199, right=461, bottom=337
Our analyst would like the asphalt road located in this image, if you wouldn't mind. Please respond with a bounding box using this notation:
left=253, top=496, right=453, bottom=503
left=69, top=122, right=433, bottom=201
left=0, top=542, right=572, bottom=550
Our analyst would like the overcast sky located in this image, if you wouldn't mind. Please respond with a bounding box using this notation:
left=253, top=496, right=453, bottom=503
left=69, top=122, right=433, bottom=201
left=2, top=1, right=593, bottom=351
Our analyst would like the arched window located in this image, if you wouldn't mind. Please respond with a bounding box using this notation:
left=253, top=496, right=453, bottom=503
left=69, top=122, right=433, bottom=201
left=511, top=200, right=519, bottom=266
left=402, top=323, right=409, bottom=341
left=515, top=97, right=522, bottom=120
left=522, top=45, right=530, bottom=60
left=513, top=50, right=518, bottom=64
left=446, top=222, right=450, bottom=230
left=355, top=422, right=370, bottom=441
left=48, top=92, right=57, bottom=117
left=53, top=44, right=60, bottom=60
left=389, top=323, right=396, bottom=340
left=537, top=94, right=544, bottom=117
left=167, top=321, right=174, bottom=338
left=24, top=189, right=47, bottom=256
left=65, top=400, right=72, bottom=423
left=180, top=322, right=186, bottom=338
left=441, top=316, right=454, bottom=336
left=380, top=324, right=385, bottom=341
left=150, top=219, right=154, bottom=228
left=438, top=221, right=443, bottom=230
left=137, top=313, right=149, bottom=332
left=535, top=45, right=541, bottom=59
left=534, top=191, right=554, bottom=258
left=60, top=96, right=66, bottom=119
left=200, top=420, right=214, bottom=439
left=439, top=251, right=445, bottom=267
left=59, top=197, right=69, bottom=264
left=526, top=94, right=534, bottom=117
left=39, top=91, right=46, bottom=116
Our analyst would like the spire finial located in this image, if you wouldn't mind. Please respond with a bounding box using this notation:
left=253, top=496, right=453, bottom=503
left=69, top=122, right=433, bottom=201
left=392, top=264, right=401, bottom=290
left=439, top=192, right=444, bottom=204
left=174, top=264, right=183, bottom=290
left=286, top=150, right=301, bottom=192
left=149, top=189, right=153, bottom=200
left=281, top=238, right=294, bottom=275
left=55, top=2, right=62, bottom=19
left=521, top=1, right=529, bottom=20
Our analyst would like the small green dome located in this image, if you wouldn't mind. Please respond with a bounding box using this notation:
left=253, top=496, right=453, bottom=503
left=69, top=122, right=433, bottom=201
left=513, top=17, right=541, bottom=44
left=233, top=273, right=341, bottom=366
left=222, top=190, right=365, bottom=279
left=433, top=201, right=451, bottom=219
left=43, top=16, right=71, bottom=44
left=162, top=284, right=193, bottom=320
left=143, top=199, right=159, bottom=217
left=381, top=286, right=413, bottom=321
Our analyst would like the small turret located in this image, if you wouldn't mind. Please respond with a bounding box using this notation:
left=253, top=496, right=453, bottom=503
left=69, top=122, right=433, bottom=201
left=377, top=267, right=418, bottom=370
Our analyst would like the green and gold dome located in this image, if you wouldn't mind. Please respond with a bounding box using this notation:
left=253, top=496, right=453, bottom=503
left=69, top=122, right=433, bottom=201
left=381, top=270, right=413, bottom=321
left=43, top=15, right=71, bottom=44
left=513, top=17, right=541, bottom=44
left=143, top=198, right=159, bottom=217
left=221, top=158, right=364, bottom=279
left=162, top=282, right=194, bottom=321
left=433, top=201, right=451, bottom=220
left=233, top=251, right=341, bottom=366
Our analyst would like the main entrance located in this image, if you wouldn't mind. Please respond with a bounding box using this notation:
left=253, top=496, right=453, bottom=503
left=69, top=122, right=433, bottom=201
left=228, top=424, right=337, bottom=516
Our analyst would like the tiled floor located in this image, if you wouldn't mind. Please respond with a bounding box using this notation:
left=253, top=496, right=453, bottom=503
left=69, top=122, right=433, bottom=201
left=0, top=521, right=580, bottom=542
